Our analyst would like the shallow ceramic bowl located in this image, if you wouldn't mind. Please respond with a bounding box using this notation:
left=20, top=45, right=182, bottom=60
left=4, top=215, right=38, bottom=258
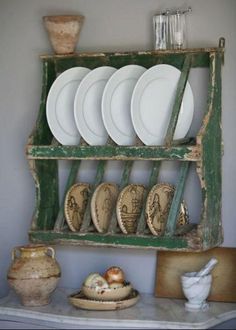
left=82, top=282, right=132, bottom=301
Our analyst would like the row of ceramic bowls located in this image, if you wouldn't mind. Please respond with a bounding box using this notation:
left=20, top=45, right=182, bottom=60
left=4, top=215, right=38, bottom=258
left=46, top=64, right=194, bottom=147
left=64, top=182, right=189, bottom=236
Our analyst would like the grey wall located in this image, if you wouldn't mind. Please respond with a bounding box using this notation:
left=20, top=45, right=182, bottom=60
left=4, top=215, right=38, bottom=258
left=0, top=0, right=236, bottom=308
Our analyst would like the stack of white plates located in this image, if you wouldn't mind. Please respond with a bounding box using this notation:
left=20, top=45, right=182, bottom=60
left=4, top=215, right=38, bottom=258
left=46, top=63, right=194, bottom=147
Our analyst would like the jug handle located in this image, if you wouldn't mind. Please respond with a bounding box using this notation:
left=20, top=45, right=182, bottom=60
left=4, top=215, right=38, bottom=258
left=46, top=247, right=55, bottom=259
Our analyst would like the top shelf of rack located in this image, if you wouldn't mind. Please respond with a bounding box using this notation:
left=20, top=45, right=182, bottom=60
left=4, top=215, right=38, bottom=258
left=40, top=43, right=225, bottom=58
left=37, top=40, right=225, bottom=73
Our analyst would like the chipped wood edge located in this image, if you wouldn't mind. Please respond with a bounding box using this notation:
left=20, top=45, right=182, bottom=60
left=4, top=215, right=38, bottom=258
left=39, top=46, right=225, bottom=59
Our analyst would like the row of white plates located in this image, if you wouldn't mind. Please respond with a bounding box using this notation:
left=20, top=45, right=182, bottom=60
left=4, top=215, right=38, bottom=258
left=46, top=64, right=194, bottom=146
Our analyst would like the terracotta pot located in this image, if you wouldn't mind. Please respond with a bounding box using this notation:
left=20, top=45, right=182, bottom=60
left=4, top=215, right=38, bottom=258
left=7, top=244, right=61, bottom=306
left=43, top=15, right=85, bottom=55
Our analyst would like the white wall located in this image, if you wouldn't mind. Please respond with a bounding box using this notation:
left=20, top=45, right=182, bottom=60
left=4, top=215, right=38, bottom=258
left=0, top=0, right=236, bottom=301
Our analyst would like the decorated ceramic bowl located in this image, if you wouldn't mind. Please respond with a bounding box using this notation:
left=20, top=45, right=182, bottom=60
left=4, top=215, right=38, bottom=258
left=82, top=282, right=132, bottom=301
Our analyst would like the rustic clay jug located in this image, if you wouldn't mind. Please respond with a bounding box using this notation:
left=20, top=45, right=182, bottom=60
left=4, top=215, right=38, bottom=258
left=7, top=244, right=61, bottom=306
left=43, top=15, right=85, bottom=54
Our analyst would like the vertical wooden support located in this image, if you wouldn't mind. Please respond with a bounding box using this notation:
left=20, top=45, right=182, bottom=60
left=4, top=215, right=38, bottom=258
left=197, top=52, right=223, bottom=248
left=30, top=159, right=59, bottom=230
left=29, top=60, right=59, bottom=230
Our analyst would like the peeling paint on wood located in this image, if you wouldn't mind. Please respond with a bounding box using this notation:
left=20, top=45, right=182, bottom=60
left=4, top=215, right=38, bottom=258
left=196, top=52, right=223, bottom=249
left=27, top=44, right=224, bottom=251
left=29, top=230, right=189, bottom=250
left=26, top=144, right=200, bottom=161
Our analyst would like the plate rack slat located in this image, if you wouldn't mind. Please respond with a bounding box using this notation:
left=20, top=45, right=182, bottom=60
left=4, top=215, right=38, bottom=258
left=164, top=55, right=192, bottom=146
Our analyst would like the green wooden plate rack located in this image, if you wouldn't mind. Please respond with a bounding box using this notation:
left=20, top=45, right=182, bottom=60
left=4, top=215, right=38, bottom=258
left=26, top=38, right=225, bottom=251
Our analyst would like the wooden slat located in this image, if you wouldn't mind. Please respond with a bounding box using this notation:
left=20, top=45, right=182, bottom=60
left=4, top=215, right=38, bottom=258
left=164, top=55, right=192, bottom=146
left=136, top=161, right=162, bottom=234
left=164, top=162, right=190, bottom=236
left=53, top=160, right=81, bottom=231
left=53, top=138, right=89, bottom=231
left=26, top=143, right=200, bottom=161
left=41, top=47, right=221, bottom=58
left=29, top=230, right=189, bottom=250
left=39, top=51, right=213, bottom=72
left=79, top=160, right=107, bottom=233
left=119, top=161, right=134, bottom=190
left=107, top=160, right=134, bottom=234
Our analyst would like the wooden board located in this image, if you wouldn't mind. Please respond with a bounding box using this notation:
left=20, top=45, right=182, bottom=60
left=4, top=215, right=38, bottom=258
left=155, top=247, right=236, bottom=302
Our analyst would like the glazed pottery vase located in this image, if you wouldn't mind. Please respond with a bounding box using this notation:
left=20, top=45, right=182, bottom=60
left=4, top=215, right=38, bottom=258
left=43, top=15, right=85, bottom=54
left=7, top=244, right=61, bottom=306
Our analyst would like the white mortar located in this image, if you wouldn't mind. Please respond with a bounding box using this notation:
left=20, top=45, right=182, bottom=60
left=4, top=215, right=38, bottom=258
left=181, top=272, right=212, bottom=312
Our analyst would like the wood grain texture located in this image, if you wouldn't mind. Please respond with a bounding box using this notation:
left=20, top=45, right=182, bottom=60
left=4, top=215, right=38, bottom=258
left=155, top=247, right=236, bottom=302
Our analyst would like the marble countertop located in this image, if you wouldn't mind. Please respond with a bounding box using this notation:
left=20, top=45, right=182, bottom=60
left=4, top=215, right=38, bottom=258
left=0, top=288, right=236, bottom=329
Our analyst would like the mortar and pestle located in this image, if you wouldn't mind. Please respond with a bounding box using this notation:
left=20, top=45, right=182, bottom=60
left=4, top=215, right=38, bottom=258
left=181, top=258, right=218, bottom=312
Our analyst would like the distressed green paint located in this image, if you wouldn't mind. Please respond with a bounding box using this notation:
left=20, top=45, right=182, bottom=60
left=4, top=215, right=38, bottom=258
left=26, top=144, right=199, bottom=160
left=31, top=160, right=59, bottom=230
left=107, top=160, right=134, bottom=234
left=80, top=160, right=107, bottom=232
left=27, top=46, right=224, bottom=251
left=140, top=56, right=192, bottom=235
left=165, top=162, right=190, bottom=236
left=29, top=230, right=188, bottom=249
left=164, top=55, right=192, bottom=146
left=199, top=53, right=222, bottom=248
left=31, top=60, right=56, bottom=145
left=28, top=60, right=59, bottom=231
left=120, top=161, right=134, bottom=188
left=41, top=51, right=211, bottom=74
left=136, top=161, right=162, bottom=234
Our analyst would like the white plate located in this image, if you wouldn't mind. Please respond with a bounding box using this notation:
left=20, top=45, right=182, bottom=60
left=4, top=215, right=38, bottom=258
left=46, top=67, right=91, bottom=145
left=131, top=64, right=194, bottom=145
left=102, top=65, right=146, bottom=145
left=74, top=66, right=117, bottom=145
